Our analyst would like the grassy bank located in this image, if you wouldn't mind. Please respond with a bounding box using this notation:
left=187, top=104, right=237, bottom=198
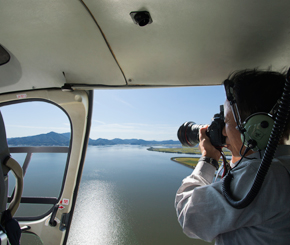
left=147, top=146, right=231, bottom=168
left=171, top=157, right=199, bottom=168
left=147, top=146, right=231, bottom=155
left=147, top=146, right=201, bottom=154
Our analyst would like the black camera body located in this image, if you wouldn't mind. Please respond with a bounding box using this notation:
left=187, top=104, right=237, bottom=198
left=177, top=105, right=226, bottom=147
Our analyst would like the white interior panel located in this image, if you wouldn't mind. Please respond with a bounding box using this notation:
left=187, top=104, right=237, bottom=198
left=0, top=0, right=290, bottom=93
left=0, top=0, right=126, bottom=94
left=85, top=0, right=290, bottom=86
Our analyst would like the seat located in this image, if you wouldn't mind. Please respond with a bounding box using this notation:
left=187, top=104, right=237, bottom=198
left=0, top=111, right=23, bottom=245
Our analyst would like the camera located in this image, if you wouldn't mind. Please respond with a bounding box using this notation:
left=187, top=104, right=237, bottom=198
left=177, top=105, right=226, bottom=147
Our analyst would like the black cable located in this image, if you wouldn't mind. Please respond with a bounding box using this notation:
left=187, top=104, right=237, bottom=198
left=239, top=133, right=256, bottom=160
left=222, top=68, right=290, bottom=209
left=220, top=151, right=230, bottom=177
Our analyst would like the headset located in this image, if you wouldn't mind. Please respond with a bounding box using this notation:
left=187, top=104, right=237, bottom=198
left=241, top=113, right=274, bottom=151
left=222, top=70, right=290, bottom=209
left=224, top=79, right=275, bottom=151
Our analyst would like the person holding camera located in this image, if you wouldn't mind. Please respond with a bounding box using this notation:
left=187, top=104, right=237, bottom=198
left=175, top=69, right=290, bottom=244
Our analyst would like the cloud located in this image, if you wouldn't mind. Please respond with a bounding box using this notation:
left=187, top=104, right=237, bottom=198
left=92, top=120, right=106, bottom=125
left=112, top=95, right=135, bottom=109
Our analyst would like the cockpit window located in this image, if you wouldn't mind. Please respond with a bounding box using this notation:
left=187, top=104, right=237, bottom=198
left=1, top=101, right=71, bottom=218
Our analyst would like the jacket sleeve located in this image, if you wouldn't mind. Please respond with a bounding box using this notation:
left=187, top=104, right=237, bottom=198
left=175, top=153, right=290, bottom=242
left=175, top=159, right=217, bottom=241
left=175, top=156, right=278, bottom=242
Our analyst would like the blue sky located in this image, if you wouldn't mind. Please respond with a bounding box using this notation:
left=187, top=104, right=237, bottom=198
left=1, top=85, right=226, bottom=141
left=91, top=86, right=226, bottom=140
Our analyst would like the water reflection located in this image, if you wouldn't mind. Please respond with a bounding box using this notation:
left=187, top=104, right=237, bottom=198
left=67, top=179, right=135, bottom=245
left=68, top=146, right=213, bottom=245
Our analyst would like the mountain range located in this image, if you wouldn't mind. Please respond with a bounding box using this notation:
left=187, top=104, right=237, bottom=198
left=7, top=132, right=180, bottom=146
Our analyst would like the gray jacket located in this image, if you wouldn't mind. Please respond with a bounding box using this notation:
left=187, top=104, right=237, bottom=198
left=175, top=145, right=290, bottom=244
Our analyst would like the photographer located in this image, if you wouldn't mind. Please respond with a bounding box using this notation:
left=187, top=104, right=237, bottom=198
left=175, top=69, right=290, bottom=244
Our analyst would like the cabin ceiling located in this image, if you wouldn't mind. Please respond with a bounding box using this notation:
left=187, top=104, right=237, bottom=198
left=0, top=0, right=290, bottom=94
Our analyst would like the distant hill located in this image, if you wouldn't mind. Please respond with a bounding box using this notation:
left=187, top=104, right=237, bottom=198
left=7, top=132, right=180, bottom=146
left=8, top=132, right=70, bottom=146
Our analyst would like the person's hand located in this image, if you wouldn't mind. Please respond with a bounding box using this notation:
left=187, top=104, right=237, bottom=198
left=198, top=125, right=221, bottom=162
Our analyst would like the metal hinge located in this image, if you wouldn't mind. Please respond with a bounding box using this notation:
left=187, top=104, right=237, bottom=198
left=59, top=213, right=70, bottom=231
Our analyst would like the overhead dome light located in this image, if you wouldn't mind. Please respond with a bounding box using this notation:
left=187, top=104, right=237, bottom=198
left=130, top=11, right=153, bottom=27
left=0, top=45, right=10, bottom=66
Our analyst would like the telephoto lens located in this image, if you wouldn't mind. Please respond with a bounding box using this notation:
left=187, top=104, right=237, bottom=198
left=177, top=105, right=226, bottom=148
left=177, top=122, right=206, bottom=147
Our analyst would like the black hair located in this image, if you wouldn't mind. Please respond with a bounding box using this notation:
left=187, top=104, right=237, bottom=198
left=228, top=68, right=290, bottom=139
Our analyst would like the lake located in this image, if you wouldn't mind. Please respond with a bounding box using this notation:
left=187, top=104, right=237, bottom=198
left=67, top=145, right=213, bottom=245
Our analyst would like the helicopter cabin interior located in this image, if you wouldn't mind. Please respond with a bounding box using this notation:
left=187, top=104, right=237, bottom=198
left=1, top=0, right=290, bottom=244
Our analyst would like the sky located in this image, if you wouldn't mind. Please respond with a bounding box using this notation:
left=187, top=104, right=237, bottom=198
left=0, top=85, right=226, bottom=141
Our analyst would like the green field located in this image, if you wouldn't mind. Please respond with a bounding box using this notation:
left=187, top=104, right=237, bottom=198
left=148, top=146, right=231, bottom=168
left=148, top=146, right=201, bottom=154
left=171, top=157, right=199, bottom=168
left=147, top=146, right=231, bottom=155
left=172, top=157, right=225, bottom=168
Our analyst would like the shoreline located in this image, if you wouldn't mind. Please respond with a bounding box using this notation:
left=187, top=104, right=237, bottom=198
left=148, top=146, right=232, bottom=156
left=171, top=157, right=199, bottom=169
left=147, top=146, right=201, bottom=155
left=148, top=146, right=231, bottom=169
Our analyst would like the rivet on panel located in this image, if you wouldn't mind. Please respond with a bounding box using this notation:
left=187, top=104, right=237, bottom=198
left=75, top=95, right=82, bottom=102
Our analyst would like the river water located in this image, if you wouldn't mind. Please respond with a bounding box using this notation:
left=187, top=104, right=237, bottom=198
left=67, top=145, right=213, bottom=245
